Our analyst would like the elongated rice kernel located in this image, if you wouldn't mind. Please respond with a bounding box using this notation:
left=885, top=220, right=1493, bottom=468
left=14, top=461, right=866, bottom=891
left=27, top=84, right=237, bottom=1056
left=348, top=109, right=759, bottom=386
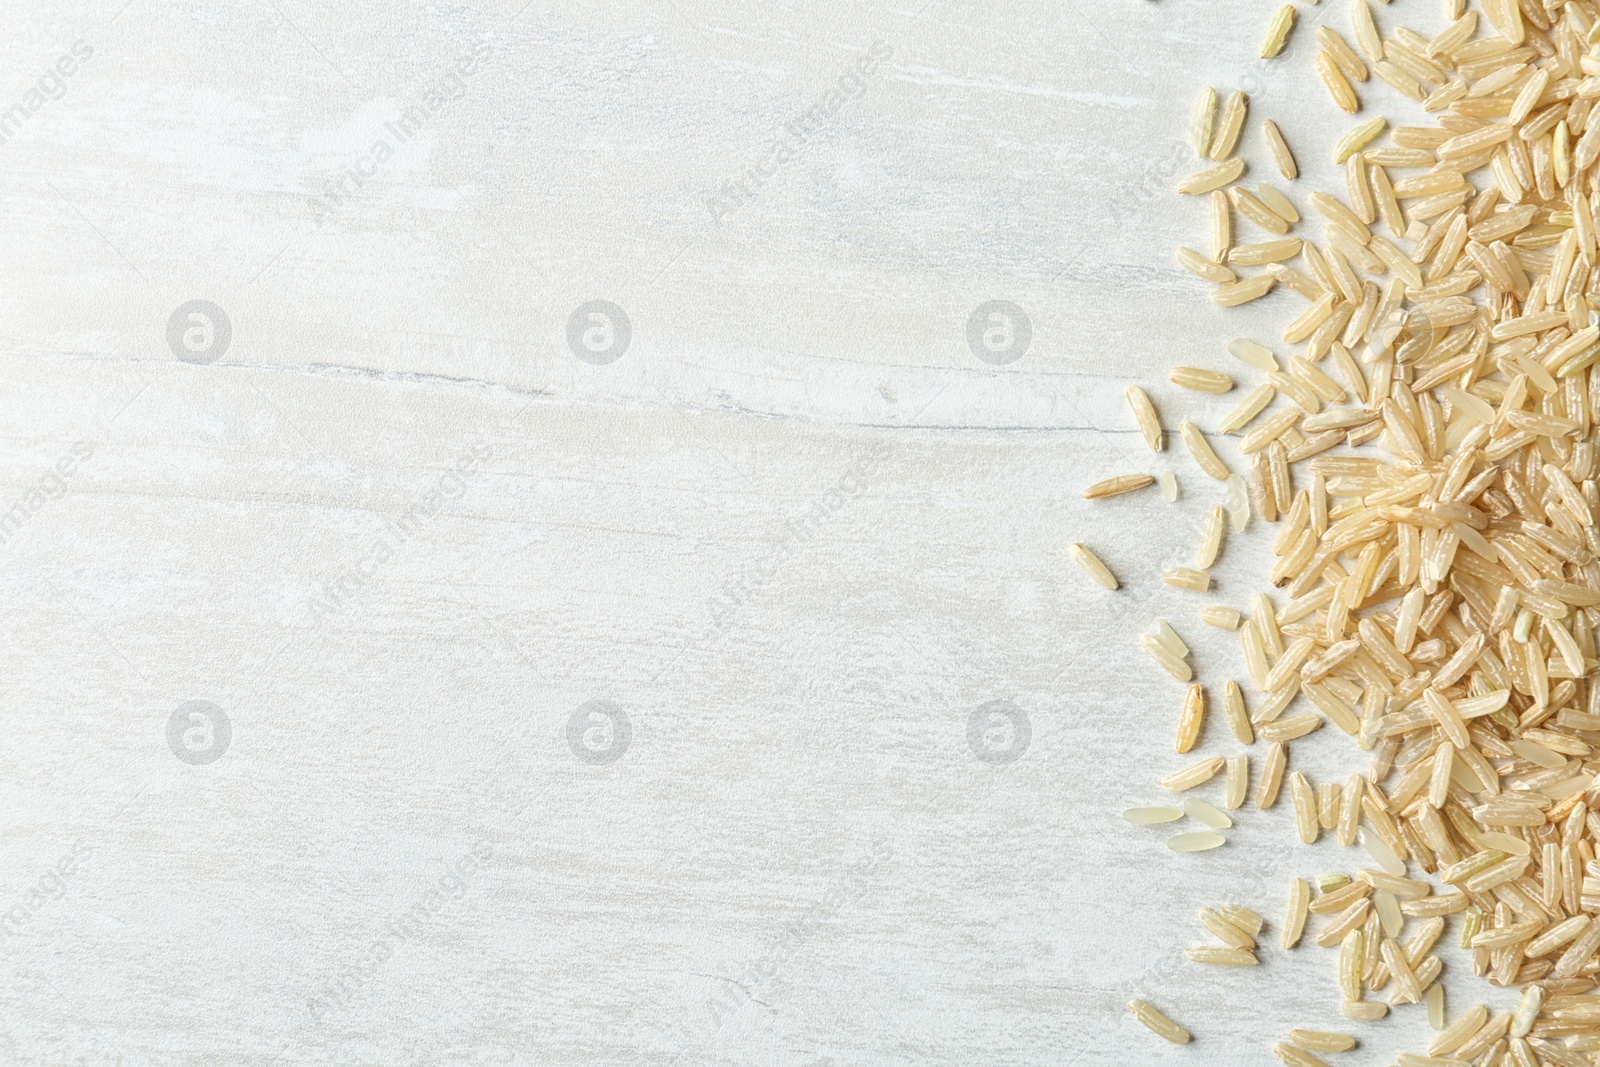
left=1126, top=386, right=1164, bottom=452
left=1241, top=408, right=1301, bottom=454
left=1193, top=506, right=1225, bottom=570
left=1209, top=90, right=1247, bottom=161
left=1219, top=383, right=1277, bottom=434
left=1273, top=1043, right=1328, bottom=1067
left=1291, top=772, right=1318, bottom=843
left=1336, top=775, right=1361, bottom=847
left=1162, top=757, right=1224, bottom=791
left=1226, top=472, right=1249, bottom=532
left=1170, top=367, right=1234, bottom=393
left=1261, top=4, right=1296, bottom=58
left=1153, top=621, right=1189, bottom=658
left=1190, top=87, right=1218, bottom=158
left=1168, top=830, right=1227, bottom=852
left=1373, top=890, right=1401, bottom=938
left=1217, top=905, right=1261, bottom=937
left=1283, top=877, right=1310, bottom=948
left=1223, top=754, right=1248, bottom=810
left=1510, top=984, right=1542, bottom=1038
left=1341, top=1000, right=1386, bottom=1020
left=1317, top=51, right=1360, bottom=113
left=1262, top=121, right=1299, bottom=180
left=1381, top=939, right=1419, bottom=1003
left=1068, top=542, right=1118, bottom=590
left=1290, top=1031, right=1355, bottom=1054
left=1338, top=929, right=1363, bottom=1002
left=1163, top=566, right=1212, bottom=592
left=1425, top=984, right=1444, bottom=1031
left=1259, top=712, right=1321, bottom=743
left=1317, top=781, right=1340, bottom=831
left=1082, top=473, right=1154, bottom=500
left=1210, top=188, right=1231, bottom=261
left=1201, top=605, right=1242, bottom=631
left=1177, top=246, right=1236, bottom=284
left=1231, top=187, right=1290, bottom=237
left=1182, top=797, right=1231, bottom=829
left=1223, top=680, right=1253, bottom=744
left=1180, top=422, right=1231, bottom=480
left=1256, top=183, right=1298, bottom=224
left=1175, top=683, right=1205, bottom=753
left=1361, top=828, right=1405, bottom=876
left=1210, top=274, right=1276, bottom=306
left=1256, top=741, right=1286, bottom=808
left=1228, top=338, right=1279, bottom=371
left=1143, top=634, right=1193, bottom=681
left=1200, top=907, right=1254, bottom=951
left=1123, top=806, right=1183, bottom=824
left=1128, top=999, right=1190, bottom=1044
left=1428, top=1005, right=1488, bottom=1055
left=1186, top=944, right=1256, bottom=965
left=1334, top=117, right=1386, bottom=164
left=1179, top=157, right=1247, bottom=196
left=1350, top=0, right=1381, bottom=59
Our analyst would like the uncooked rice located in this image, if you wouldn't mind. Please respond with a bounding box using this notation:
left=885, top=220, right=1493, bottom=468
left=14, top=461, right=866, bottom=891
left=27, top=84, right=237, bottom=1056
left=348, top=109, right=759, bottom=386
left=1082, top=473, right=1155, bottom=500
left=1261, top=5, right=1297, bottom=59
left=1118, top=0, right=1600, bottom=1053
left=1128, top=999, right=1191, bottom=1044
left=1067, top=542, right=1118, bottom=590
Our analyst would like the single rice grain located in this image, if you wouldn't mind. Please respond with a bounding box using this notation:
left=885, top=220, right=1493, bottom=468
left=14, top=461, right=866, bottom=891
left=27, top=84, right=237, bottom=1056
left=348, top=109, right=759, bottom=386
left=1168, top=830, right=1227, bottom=852
left=1162, top=757, right=1225, bottom=791
left=1183, top=798, right=1232, bottom=829
left=1068, top=542, right=1118, bottom=590
left=1128, top=999, right=1191, bottom=1044
left=1126, top=386, right=1164, bottom=451
left=1261, top=5, right=1296, bottom=58
left=1176, top=683, right=1205, bottom=753
left=1263, top=120, right=1298, bottom=179
left=1123, top=806, right=1183, bottom=824
left=1210, top=90, right=1248, bottom=160
left=1170, top=367, right=1235, bottom=393
left=1083, top=473, right=1155, bottom=500
left=1283, top=876, right=1310, bottom=948
left=1181, top=421, right=1233, bottom=479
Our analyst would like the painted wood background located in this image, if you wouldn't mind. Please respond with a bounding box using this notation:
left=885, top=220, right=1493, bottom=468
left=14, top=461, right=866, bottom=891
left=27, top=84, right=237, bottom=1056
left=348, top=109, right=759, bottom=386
left=0, top=0, right=1509, bottom=1063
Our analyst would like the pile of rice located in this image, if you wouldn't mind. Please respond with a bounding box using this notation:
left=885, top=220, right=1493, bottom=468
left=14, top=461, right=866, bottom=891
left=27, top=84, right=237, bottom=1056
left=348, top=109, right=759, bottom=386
left=1083, top=0, right=1600, bottom=1059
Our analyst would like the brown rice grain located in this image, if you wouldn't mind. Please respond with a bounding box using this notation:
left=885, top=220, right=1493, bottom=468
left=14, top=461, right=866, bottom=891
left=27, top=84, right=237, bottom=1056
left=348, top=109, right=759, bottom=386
left=1272, top=1043, right=1329, bottom=1067
left=1210, top=90, right=1248, bottom=161
left=1257, top=741, right=1287, bottom=808
left=1176, top=683, right=1205, bottom=753
left=1262, top=120, right=1299, bottom=180
left=1163, top=566, right=1213, bottom=592
left=1180, top=421, right=1233, bottom=479
left=1209, top=274, right=1277, bottom=307
left=1067, top=542, right=1118, bottom=591
left=1223, top=754, right=1248, bottom=810
left=1177, top=246, right=1237, bottom=284
left=1261, top=5, right=1297, bottom=58
left=1190, top=87, right=1218, bottom=158
left=1170, top=367, right=1235, bottom=393
left=1082, top=473, right=1155, bottom=500
left=1179, top=156, right=1247, bottom=196
left=1185, top=945, right=1258, bottom=965
left=1128, top=999, right=1190, bottom=1044
left=1317, top=51, right=1361, bottom=113
left=1125, top=386, right=1163, bottom=452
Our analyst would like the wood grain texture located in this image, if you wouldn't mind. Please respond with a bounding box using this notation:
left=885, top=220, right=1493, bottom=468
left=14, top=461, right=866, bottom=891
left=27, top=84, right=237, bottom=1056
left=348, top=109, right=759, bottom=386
left=0, top=0, right=1491, bottom=1063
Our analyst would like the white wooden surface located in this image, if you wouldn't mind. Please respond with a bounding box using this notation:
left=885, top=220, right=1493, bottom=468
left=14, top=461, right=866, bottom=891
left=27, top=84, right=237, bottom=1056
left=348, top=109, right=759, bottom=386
left=0, top=1, right=1514, bottom=1063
